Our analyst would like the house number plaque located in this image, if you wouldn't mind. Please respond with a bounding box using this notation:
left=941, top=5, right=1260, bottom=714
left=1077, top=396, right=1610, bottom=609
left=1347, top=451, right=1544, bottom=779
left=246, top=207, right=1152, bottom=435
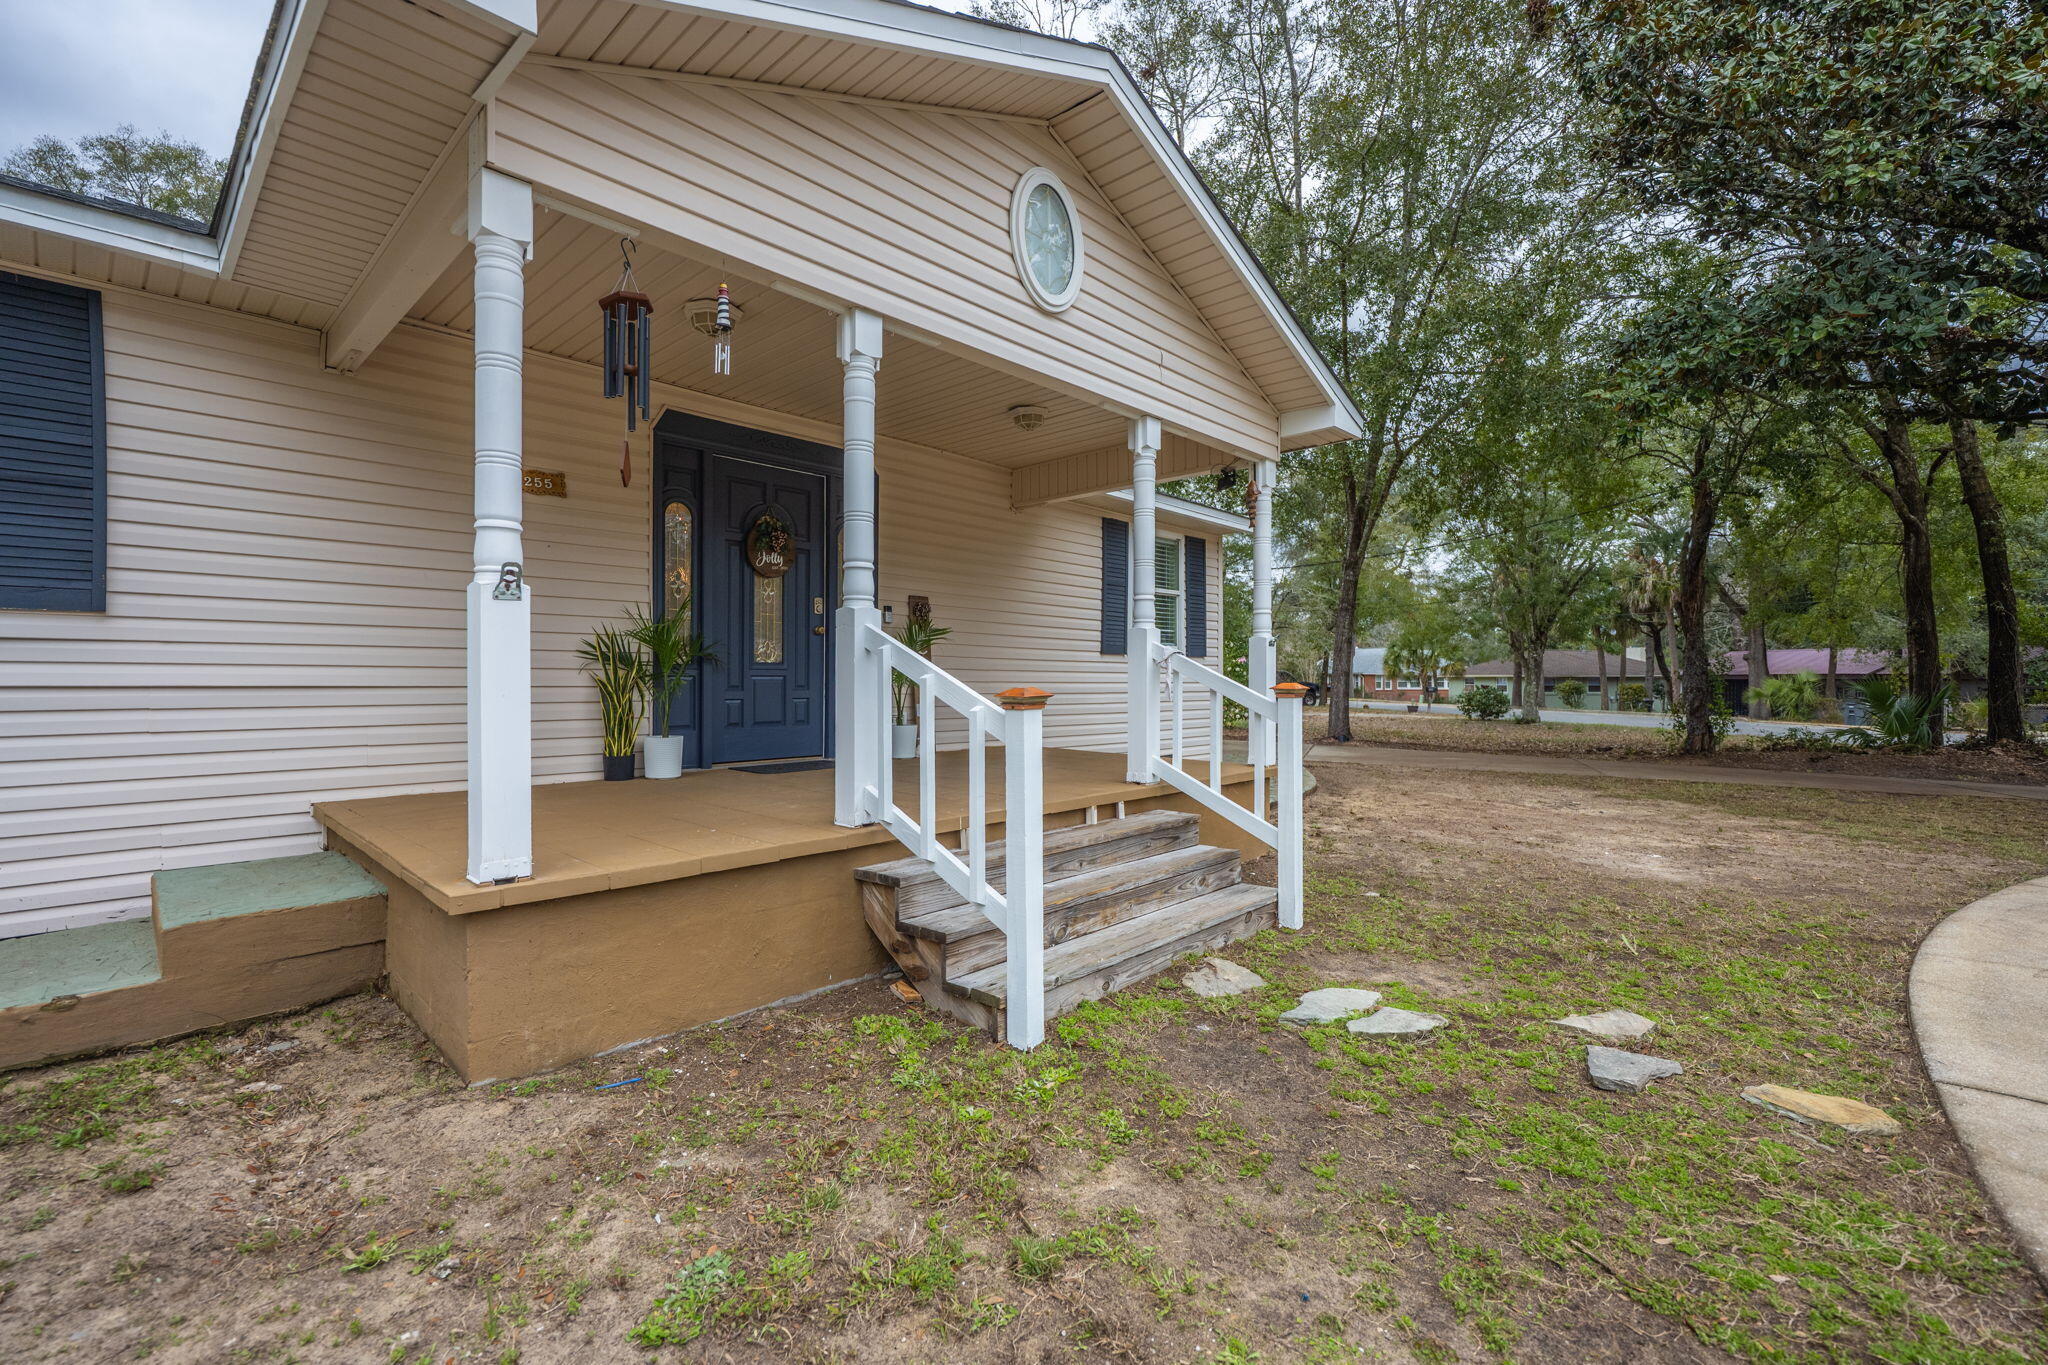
left=523, top=470, right=568, bottom=498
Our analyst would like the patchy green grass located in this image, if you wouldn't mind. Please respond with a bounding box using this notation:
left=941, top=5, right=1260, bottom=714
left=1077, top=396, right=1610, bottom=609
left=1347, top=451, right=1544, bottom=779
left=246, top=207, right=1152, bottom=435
left=1, top=765, right=2044, bottom=1362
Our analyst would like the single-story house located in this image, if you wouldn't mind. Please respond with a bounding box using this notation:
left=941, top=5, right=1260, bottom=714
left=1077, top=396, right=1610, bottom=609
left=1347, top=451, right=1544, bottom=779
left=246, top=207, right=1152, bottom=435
left=1350, top=647, right=1440, bottom=702
left=1457, top=650, right=1655, bottom=708
left=1719, top=648, right=1892, bottom=717
left=0, top=0, right=1354, bottom=1076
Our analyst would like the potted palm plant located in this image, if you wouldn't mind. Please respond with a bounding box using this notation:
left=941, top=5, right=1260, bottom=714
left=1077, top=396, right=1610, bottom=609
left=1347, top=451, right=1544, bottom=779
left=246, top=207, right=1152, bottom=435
left=626, top=603, right=716, bottom=779
left=577, top=622, right=647, bottom=780
left=890, top=612, right=952, bottom=759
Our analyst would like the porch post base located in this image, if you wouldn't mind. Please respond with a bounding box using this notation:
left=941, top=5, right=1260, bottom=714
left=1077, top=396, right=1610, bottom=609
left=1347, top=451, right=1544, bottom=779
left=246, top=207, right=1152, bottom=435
left=834, top=602, right=882, bottom=827
left=466, top=578, right=533, bottom=885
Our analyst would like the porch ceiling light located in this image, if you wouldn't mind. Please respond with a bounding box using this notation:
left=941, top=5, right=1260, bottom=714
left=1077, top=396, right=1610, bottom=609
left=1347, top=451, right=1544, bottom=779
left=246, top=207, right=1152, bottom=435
left=1008, top=403, right=1049, bottom=432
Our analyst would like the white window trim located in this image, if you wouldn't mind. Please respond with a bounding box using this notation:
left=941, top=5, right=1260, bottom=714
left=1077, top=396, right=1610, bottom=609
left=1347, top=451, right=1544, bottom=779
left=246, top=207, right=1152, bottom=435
left=1010, top=167, right=1085, bottom=313
left=1131, top=531, right=1187, bottom=651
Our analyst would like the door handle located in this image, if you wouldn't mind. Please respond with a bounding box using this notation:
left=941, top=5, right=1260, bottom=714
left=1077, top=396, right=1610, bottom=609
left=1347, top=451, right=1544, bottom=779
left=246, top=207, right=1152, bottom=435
left=814, top=625, right=827, bottom=635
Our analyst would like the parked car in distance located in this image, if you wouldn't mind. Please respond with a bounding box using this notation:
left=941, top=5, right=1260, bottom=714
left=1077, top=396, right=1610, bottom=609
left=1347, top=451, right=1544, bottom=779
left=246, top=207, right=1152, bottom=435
left=1278, top=670, right=1322, bottom=706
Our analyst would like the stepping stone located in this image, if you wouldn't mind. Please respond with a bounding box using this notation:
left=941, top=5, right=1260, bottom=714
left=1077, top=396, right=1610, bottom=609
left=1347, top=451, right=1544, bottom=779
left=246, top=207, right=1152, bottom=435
left=1346, top=1007, right=1447, bottom=1037
left=1279, top=988, right=1382, bottom=1025
left=1742, top=1084, right=1901, bottom=1136
left=1183, top=957, right=1265, bottom=999
left=1553, top=1009, right=1656, bottom=1040
left=1586, top=1046, right=1682, bottom=1094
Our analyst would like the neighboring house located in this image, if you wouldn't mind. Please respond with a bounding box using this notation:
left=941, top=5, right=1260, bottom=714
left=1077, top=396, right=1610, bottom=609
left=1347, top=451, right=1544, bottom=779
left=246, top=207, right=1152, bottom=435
left=0, top=0, right=1358, bottom=1074
left=1351, top=647, right=1437, bottom=701
left=1720, top=648, right=1897, bottom=718
left=1459, top=650, right=1656, bottom=708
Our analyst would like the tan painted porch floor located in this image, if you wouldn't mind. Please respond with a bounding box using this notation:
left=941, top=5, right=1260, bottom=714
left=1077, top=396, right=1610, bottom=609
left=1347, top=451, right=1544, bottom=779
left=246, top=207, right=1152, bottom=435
left=312, top=749, right=1253, bottom=917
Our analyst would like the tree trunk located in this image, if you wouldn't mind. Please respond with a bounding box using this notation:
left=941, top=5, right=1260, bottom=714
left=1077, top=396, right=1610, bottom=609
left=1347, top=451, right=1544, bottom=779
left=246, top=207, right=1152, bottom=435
left=1825, top=646, right=1839, bottom=701
left=1518, top=644, right=1545, bottom=723
left=1650, top=628, right=1675, bottom=713
left=1675, top=470, right=1721, bottom=753
left=1323, top=500, right=1371, bottom=742
left=1512, top=658, right=1524, bottom=711
left=1745, top=611, right=1771, bottom=720
left=1949, top=417, right=2024, bottom=743
left=1596, top=644, right=1609, bottom=710
left=1876, top=415, right=1944, bottom=729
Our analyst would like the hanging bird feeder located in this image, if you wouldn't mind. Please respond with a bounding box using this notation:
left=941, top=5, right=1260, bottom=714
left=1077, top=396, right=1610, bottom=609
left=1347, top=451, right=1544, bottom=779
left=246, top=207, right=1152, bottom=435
left=598, top=239, right=653, bottom=486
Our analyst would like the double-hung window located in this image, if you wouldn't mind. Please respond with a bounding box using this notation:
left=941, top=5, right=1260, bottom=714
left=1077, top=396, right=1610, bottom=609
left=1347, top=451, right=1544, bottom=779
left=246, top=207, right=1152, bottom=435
left=1151, top=533, right=1183, bottom=647
left=1097, top=517, right=1208, bottom=658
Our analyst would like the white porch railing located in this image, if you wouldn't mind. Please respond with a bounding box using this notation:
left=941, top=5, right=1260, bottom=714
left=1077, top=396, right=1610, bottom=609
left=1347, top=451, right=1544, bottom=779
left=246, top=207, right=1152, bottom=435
left=858, top=624, right=1047, bottom=1048
left=1146, top=642, right=1305, bottom=929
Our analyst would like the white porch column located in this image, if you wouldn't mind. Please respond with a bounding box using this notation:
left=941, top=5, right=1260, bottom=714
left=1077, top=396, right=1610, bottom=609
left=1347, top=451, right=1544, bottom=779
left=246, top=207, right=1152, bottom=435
left=1126, top=415, right=1162, bottom=783
left=464, top=167, right=534, bottom=885
left=834, top=307, right=885, bottom=827
left=1247, top=459, right=1278, bottom=770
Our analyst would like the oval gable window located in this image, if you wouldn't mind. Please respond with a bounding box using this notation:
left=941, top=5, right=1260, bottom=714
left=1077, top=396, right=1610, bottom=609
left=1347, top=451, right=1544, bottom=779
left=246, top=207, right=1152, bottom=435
left=1011, top=168, right=1084, bottom=312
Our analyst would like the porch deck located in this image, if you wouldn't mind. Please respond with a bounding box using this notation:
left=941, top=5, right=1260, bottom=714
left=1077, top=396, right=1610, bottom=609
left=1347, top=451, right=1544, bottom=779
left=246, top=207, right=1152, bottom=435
left=313, top=748, right=1254, bottom=917
left=310, top=748, right=1262, bottom=1082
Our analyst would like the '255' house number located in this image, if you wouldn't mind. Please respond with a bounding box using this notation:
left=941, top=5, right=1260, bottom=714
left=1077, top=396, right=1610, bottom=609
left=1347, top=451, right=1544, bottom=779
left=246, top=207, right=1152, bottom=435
left=523, top=470, right=567, bottom=497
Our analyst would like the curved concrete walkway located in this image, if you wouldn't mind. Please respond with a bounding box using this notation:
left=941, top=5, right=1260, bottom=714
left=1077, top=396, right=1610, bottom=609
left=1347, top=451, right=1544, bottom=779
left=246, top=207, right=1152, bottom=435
left=1911, top=876, right=2048, bottom=1282
left=1308, top=742, right=2048, bottom=802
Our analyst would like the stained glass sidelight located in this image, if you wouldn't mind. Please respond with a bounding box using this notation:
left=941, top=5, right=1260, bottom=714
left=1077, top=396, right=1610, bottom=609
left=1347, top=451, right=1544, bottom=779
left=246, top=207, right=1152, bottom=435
left=661, top=500, right=693, bottom=627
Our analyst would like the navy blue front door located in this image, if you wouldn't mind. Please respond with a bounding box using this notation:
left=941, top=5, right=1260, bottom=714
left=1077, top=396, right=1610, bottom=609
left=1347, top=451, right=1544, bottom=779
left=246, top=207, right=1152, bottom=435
left=655, top=416, right=837, bottom=766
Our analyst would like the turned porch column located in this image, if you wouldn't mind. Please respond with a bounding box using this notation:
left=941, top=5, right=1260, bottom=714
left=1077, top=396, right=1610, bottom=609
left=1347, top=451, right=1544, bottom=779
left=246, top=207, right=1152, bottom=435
left=1126, top=415, right=1162, bottom=783
left=464, top=167, right=534, bottom=885
left=1247, top=459, right=1278, bottom=770
left=834, top=307, right=885, bottom=827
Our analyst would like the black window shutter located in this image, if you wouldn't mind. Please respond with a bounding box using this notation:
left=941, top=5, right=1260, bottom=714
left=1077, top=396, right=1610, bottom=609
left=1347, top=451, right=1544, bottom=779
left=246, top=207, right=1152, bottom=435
left=0, top=271, right=105, bottom=611
left=1099, top=517, right=1129, bottom=654
left=1185, top=536, right=1208, bottom=657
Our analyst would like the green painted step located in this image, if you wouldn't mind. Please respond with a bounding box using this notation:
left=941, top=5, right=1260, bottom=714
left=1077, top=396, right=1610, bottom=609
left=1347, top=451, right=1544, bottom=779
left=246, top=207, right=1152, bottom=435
left=154, top=851, right=386, bottom=931
left=0, top=920, right=161, bottom=1011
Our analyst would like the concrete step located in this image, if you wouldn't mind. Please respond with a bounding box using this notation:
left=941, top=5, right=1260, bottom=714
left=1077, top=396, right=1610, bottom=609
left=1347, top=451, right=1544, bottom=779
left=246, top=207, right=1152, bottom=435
left=0, top=921, right=161, bottom=1012
left=1, top=851, right=390, bottom=1073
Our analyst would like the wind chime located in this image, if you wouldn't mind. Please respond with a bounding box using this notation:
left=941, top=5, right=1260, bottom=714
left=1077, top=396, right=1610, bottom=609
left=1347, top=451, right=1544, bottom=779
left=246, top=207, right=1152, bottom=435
left=599, top=239, right=653, bottom=487
left=711, top=281, right=733, bottom=375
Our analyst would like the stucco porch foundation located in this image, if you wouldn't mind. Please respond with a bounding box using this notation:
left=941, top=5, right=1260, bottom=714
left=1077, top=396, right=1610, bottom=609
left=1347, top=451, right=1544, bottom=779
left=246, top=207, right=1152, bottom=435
left=313, top=750, right=1264, bottom=1083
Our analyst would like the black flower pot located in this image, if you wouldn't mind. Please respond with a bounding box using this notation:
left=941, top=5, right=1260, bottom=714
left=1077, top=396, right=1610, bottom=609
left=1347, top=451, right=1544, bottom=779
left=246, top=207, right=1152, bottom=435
left=602, top=754, right=636, bottom=781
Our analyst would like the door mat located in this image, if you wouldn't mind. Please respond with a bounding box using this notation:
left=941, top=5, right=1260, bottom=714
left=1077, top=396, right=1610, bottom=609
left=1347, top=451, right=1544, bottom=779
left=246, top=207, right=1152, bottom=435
left=732, top=760, right=836, bottom=775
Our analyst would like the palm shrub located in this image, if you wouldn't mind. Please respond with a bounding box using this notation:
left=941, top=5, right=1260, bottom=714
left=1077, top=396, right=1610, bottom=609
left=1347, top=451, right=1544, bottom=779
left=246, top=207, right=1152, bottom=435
left=577, top=623, right=648, bottom=759
left=1847, top=677, right=1954, bottom=750
left=625, top=602, right=716, bottom=738
left=1751, top=670, right=1821, bottom=721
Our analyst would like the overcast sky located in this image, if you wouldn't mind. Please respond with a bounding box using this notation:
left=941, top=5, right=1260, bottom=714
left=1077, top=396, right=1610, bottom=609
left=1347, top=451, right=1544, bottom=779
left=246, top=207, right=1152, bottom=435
left=0, top=0, right=275, bottom=160
left=0, top=0, right=994, bottom=164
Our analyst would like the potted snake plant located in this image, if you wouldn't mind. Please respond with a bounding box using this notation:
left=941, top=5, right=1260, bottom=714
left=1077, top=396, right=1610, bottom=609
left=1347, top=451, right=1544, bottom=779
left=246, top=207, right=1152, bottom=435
left=626, top=603, right=716, bottom=779
left=889, top=613, right=952, bottom=759
left=577, top=621, right=648, bottom=780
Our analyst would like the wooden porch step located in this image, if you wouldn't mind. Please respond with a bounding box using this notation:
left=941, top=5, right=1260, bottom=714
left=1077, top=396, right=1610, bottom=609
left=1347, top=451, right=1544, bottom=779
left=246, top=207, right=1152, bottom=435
left=949, top=883, right=1279, bottom=1008
left=854, top=810, right=1197, bottom=916
left=899, top=842, right=1240, bottom=945
left=856, top=809, right=1275, bottom=1042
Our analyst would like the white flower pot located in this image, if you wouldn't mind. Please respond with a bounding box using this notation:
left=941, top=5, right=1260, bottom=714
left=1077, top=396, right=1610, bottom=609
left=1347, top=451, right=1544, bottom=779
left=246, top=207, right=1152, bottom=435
left=892, top=724, right=918, bottom=759
left=643, top=734, right=686, bottom=780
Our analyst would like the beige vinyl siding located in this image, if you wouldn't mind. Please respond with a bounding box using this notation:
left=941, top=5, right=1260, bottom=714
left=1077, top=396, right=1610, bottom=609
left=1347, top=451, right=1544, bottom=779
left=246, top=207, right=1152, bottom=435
left=0, top=284, right=1225, bottom=938
left=489, top=67, right=1281, bottom=460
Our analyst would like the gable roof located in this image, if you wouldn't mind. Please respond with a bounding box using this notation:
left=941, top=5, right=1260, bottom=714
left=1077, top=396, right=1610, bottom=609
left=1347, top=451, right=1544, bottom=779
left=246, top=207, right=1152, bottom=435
left=0, top=0, right=1361, bottom=449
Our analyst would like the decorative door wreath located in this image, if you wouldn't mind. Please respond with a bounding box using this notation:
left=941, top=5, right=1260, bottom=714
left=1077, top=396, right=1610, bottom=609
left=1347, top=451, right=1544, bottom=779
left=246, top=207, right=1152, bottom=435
left=745, top=512, right=795, bottom=578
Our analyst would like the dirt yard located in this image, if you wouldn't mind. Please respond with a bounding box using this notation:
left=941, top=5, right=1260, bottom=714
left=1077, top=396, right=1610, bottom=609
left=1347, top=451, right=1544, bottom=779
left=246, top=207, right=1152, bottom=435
left=1321, top=708, right=2048, bottom=785
left=4, top=765, right=2046, bottom=1364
